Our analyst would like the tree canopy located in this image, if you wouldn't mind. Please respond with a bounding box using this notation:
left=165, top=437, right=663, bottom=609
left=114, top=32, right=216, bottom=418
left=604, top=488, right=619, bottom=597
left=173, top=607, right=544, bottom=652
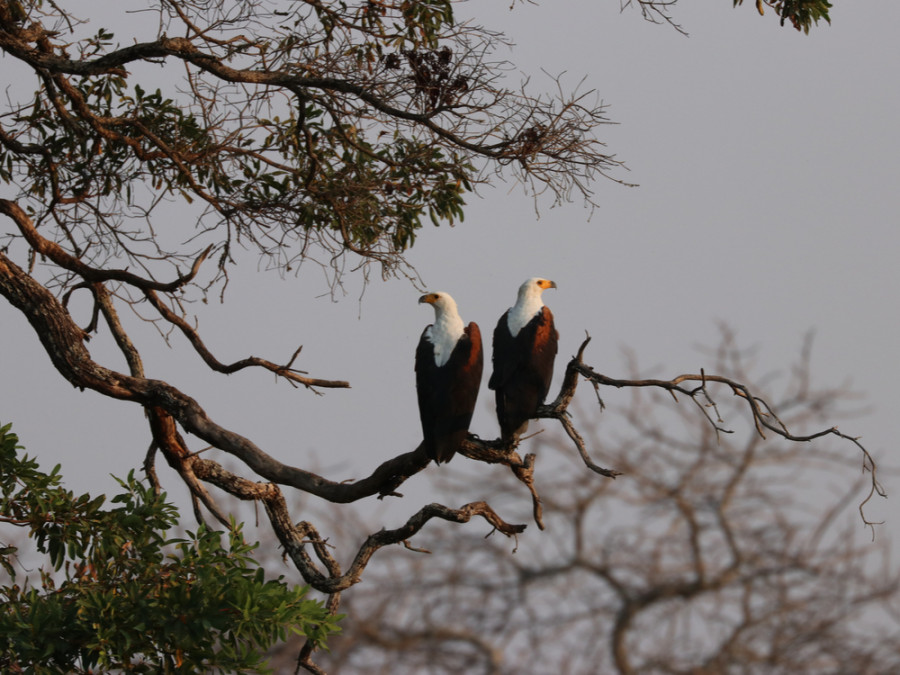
left=0, top=0, right=627, bottom=289
left=0, top=0, right=833, bottom=290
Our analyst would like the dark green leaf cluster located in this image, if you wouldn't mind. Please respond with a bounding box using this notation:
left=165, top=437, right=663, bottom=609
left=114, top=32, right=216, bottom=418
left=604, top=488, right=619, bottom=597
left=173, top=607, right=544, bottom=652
left=229, top=110, right=470, bottom=255
left=0, top=422, right=340, bottom=674
left=734, top=0, right=832, bottom=33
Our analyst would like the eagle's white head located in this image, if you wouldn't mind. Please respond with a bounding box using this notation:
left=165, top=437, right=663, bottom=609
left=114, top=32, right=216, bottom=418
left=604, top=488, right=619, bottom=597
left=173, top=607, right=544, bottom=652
left=420, top=292, right=466, bottom=367
left=507, top=277, right=556, bottom=336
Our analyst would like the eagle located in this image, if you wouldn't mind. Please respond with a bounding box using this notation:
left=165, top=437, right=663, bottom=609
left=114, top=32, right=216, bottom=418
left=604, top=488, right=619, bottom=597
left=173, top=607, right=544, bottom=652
left=489, top=278, right=558, bottom=441
left=416, top=292, right=484, bottom=463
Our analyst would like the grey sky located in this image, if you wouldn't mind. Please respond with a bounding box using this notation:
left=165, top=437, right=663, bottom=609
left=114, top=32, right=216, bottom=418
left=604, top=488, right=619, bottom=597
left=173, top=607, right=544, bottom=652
left=2, top=1, right=897, bottom=546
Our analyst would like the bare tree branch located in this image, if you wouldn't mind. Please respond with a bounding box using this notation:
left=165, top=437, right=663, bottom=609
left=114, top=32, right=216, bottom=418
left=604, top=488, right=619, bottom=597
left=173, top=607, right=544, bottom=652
left=533, top=334, right=884, bottom=530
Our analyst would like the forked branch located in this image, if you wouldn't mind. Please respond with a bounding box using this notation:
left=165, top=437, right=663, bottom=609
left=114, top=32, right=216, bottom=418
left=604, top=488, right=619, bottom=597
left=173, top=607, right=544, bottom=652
left=143, top=289, right=349, bottom=390
left=536, top=334, right=885, bottom=530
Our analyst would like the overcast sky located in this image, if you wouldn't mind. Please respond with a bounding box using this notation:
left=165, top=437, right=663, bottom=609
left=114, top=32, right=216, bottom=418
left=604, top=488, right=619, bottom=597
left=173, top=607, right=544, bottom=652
left=2, top=1, right=898, bottom=547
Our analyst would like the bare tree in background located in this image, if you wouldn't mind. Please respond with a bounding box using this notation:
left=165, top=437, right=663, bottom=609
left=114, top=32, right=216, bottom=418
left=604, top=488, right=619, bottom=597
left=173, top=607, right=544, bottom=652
left=0, top=1, right=880, bottom=671
left=263, top=331, right=899, bottom=674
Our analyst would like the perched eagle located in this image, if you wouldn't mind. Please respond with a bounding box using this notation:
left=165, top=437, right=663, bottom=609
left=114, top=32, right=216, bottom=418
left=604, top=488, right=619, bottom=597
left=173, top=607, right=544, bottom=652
left=489, top=278, right=558, bottom=441
left=416, top=292, right=484, bottom=463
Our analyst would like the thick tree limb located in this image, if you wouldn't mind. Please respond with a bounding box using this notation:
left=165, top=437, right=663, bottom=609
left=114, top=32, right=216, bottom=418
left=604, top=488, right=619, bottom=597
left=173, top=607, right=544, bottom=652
left=0, top=249, right=402, bottom=500
left=1, top=248, right=526, bottom=603
left=0, top=33, right=516, bottom=160
left=0, top=199, right=211, bottom=293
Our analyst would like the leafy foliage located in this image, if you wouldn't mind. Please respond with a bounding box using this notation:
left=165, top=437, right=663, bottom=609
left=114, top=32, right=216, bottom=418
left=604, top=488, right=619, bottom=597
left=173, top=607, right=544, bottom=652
left=0, top=422, right=340, bottom=674
left=734, top=0, right=832, bottom=33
